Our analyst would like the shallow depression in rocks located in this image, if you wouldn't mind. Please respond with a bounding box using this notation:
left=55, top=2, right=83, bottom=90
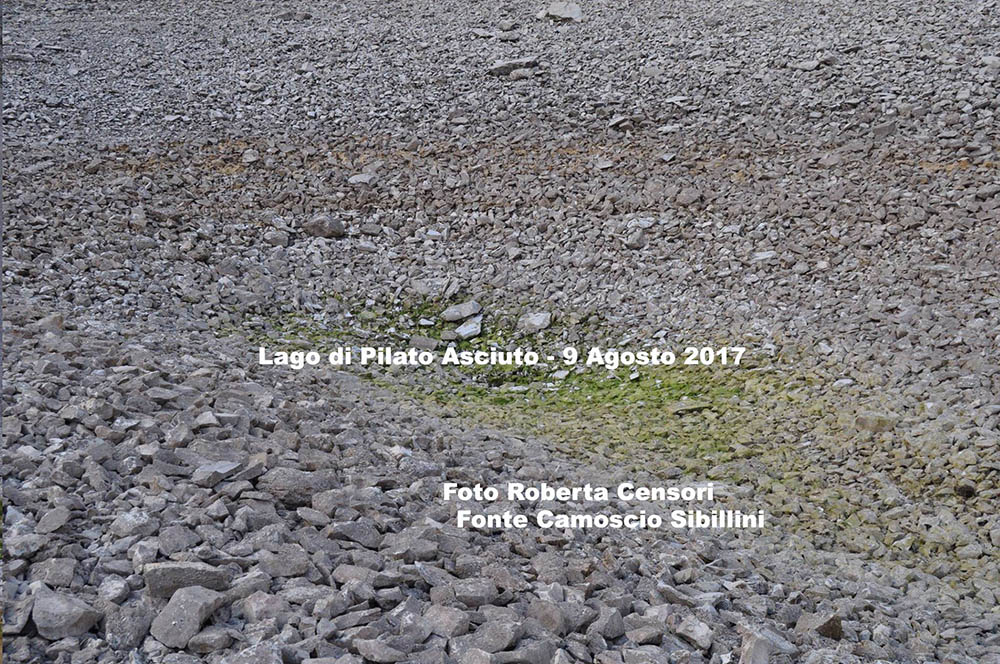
left=3, top=0, right=1000, bottom=663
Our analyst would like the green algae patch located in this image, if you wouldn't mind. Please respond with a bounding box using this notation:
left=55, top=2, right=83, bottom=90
left=234, top=302, right=779, bottom=477
left=221, top=301, right=993, bottom=589
left=230, top=300, right=798, bottom=481
left=409, top=362, right=763, bottom=476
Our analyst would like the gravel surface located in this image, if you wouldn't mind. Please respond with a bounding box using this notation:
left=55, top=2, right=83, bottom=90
left=3, top=0, right=999, bottom=663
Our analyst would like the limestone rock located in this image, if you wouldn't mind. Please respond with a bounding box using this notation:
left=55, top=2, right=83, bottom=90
left=144, top=561, right=233, bottom=597
left=544, top=2, right=583, bottom=21
left=517, top=312, right=552, bottom=333
left=302, top=214, right=346, bottom=239
left=796, top=612, right=843, bottom=640
left=32, top=589, right=102, bottom=640
left=441, top=300, right=482, bottom=321
left=150, top=586, right=225, bottom=649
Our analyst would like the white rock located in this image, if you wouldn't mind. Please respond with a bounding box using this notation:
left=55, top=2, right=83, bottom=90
left=518, top=312, right=552, bottom=333
left=545, top=2, right=583, bottom=21
left=455, top=316, right=482, bottom=340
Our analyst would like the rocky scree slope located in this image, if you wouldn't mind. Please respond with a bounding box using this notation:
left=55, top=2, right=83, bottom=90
left=4, top=0, right=1000, bottom=662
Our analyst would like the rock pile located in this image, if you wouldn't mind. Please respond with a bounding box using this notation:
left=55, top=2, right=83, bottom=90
left=4, top=310, right=998, bottom=662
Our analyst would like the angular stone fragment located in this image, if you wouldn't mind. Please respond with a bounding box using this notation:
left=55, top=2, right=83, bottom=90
left=675, top=187, right=701, bottom=206
left=192, top=460, right=242, bottom=487
left=796, top=612, right=842, bottom=640
left=263, top=229, right=289, bottom=247
left=144, top=561, right=232, bottom=597
left=552, top=650, right=575, bottom=664
left=258, top=544, right=310, bottom=577
left=854, top=411, right=896, bottom=432
left=791, top=59, right=820, bottom=71
left=146, top=387, right=181, bottom=404
left=330, top=607, right=381, bottom=630
left=455, top=649, right=493, bottom=664
left=4, top=596, right=34, bottom=635
left=243, top=590, right=290, bottom=623
left=950, top=447, right=978, bottom=469
left=163, top=655, right=201, bottom=664
left=105, top=604, right=154, bottom=650
left=674, top=615, right=713, bottom=651
left=258, top=467, right=338, bottom=506
left=6, top=533, right=47, bottom=558
left=161, top=527, right=201, bottom=557
left=416, top=561, right=457, bottom=587
left=872, top=120, right=897, bottom=139
left=488, top=58, right=538, bottom=76
left=348, top=173, right=376, bottom=186
left=166, top=423, right=194, bottom=448
left=469, top=620, right=522, bottom=652
left=223, top=570, right=272, bottom=605
left=194, top=411, right=221, bottom=429
left=328, top=518, right=383, bottom=548
left=109, top=509, right=159, bottom=537
left=502, top=639, right=555, bottom=664
left=295, top=505, right=330, bottom=527
left=563, top=602, right=598, bottom=632
left=188, top=625, right=233, bottom=653
left=528, top=599, right=566, bottom=635
left=591, top=606, right=626, bottom=639
left=452, top=578, right=498, bottom=607
left=33, top=312, right=65, bottom=331
left=423, top=604, right=470, bottom=637
left=455, top=315, right=482, bottom=340
left=620, top=648, right=670, bottom=663
left=355, top=639, right=406, bottom=663
left=302, top=213, right=346, bottom=239
left=739, top=631, right=771, bottom=664
left=751, top=250, right=777, bottom=263
left=517, top=312, right=551, bottom=333
left=545, top=2, right=583, bottom=21
left=775, top=602, right=802, bottom=627
left=624, top=230, right=647, bottom=250
left=30, top=558, right=76, bottom=587
left=35, top=506, right=72, bottom=534
left=410, top=334, right=438, bottom=350
left=98, top=575, right=130, bottom=604
left=626, top=624, right=662, bottom=645
left=332, top=563, right=378, bottom=585
left=739, top=624, right=798, bottom=662
left=150, top=586, right=224, bottom=648
left=441, top=300, right=482, bottom=321
left=32, top=589, right=102, bottom=640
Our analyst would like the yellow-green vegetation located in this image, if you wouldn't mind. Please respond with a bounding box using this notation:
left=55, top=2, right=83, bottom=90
left=415, top=364, right=751, bottom=477
left=223, top=298, right=989, bottom=584
left=235, top=298, right=786, bottom=483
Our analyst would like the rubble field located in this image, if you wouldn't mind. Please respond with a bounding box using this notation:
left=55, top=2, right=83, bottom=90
left=3, top=0, right=999, bottom=663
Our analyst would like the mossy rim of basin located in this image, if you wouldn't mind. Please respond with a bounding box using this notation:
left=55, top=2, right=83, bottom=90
left=231, top=298, right=790, bottom=480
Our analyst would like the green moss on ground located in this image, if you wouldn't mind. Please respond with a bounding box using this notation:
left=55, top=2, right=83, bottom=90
left=216, top=295, right=987, bottom=587
left=231, top=297, right=780, bottom=479
left=417, top=364, right=749, bottom=469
